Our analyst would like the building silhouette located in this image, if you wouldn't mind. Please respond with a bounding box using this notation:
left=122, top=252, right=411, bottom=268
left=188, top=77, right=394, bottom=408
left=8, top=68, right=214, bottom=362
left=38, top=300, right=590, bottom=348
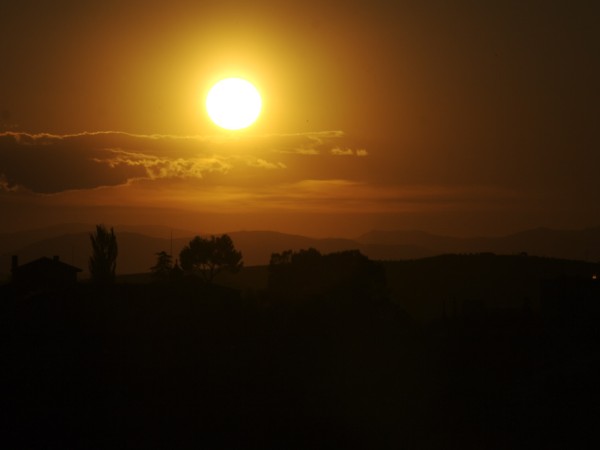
left=11, top=255, right=82, bottom=292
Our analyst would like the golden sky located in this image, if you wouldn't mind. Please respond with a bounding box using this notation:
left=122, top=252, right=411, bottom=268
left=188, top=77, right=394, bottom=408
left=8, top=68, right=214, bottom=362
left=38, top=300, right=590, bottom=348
left=1, top=1, right=599, bottom=237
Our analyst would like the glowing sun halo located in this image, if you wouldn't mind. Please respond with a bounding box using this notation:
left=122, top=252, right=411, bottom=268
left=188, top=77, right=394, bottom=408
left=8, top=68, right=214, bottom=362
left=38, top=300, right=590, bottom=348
left=206, top=78, right=262, bottom=130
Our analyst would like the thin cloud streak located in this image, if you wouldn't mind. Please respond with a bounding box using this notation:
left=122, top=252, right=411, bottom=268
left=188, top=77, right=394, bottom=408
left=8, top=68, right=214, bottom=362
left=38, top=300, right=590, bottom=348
left=0, top=127, right=522, bottom=219
left=11, top=176, right=522, bottom=216
left=0, top=130, right=365, bottom=193
left=331, top=147, right=368, bottom=156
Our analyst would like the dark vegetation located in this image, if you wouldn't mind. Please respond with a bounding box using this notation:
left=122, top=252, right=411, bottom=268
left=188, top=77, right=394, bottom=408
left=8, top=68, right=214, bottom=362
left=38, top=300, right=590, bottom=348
left=3, top=225, right=600, bottom=280
left=1, top=228, right=600, bottom=449
left=88, top=225, right=118, bottom=286
left=179, top=234, right=243, bottom=283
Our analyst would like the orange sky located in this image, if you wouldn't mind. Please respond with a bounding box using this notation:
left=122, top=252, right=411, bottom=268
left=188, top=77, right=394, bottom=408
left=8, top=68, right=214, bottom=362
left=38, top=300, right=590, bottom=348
left=1, top=1, right=599, bottom=237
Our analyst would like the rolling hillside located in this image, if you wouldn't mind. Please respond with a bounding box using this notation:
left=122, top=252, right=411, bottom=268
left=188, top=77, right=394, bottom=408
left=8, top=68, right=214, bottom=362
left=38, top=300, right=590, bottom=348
left=1, top=224, right=599, bottom=279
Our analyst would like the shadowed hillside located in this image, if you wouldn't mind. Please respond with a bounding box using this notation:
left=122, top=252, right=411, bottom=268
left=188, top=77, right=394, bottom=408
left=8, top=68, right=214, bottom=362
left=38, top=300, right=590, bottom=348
left=2, top=254, right=599, bottom=449
left=2, top=225, right=600, bottom=281
left=384, top=253, right=599, bottom=322
left=358, top=226, right=600, bottom=261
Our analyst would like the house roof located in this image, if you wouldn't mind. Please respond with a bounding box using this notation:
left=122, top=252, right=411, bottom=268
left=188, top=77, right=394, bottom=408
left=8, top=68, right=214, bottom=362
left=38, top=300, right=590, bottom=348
left=16, top=257, right=82, bottom=273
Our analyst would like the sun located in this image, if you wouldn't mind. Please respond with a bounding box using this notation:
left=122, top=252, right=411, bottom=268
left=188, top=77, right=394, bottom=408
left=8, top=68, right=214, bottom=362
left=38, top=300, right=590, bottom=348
left=206, top=78, right=262, bottom=130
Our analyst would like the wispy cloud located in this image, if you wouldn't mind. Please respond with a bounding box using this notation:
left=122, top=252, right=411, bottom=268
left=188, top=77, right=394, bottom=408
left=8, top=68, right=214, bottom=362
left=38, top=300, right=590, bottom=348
left=0, top=127, right=523, bottom=227
left=0, top=173, right=20, bottom=192
left=226, top=180, right=520, bottom=213
left=0, top=130, right=523, bottom=226
left=96, top=149, right=232, bottom=180
left=246, top=158, right=287, bottom=170
left=83, top=178, right=518, bottom=216
left=331, top=147, right=368, bottom=156
left=0, top=130, right=363, bottom=193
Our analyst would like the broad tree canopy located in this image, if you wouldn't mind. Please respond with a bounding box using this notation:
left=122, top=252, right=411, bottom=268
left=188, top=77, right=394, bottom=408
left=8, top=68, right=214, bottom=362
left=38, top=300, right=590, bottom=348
left=268, top=248, right=387, bottom=304
left=179, top=234, right=243, bottom=283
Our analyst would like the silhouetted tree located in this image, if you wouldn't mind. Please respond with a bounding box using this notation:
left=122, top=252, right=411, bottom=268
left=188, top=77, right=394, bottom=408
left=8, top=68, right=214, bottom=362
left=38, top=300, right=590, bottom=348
left=150, top=251, right=173, bottom=280
left=179, top=234, right=243, bottom=283
left=268, top=248, right=387, bottom=304
left=269, top=249, right=294, bottom=266
left=171, top=259, right=183, bottom=280
left=89, top=224, right=118, bottom=285
left=269, top=248, right=320, bottom=294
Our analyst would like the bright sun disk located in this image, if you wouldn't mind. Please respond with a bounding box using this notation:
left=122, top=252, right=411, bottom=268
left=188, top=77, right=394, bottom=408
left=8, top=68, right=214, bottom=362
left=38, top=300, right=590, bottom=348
left=206, top=78, right=262, bottom=130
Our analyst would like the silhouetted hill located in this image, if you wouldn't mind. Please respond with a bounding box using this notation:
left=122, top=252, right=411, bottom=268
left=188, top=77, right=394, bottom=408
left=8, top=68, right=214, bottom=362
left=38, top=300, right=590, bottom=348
left=358, top=229, right=473, bottom=251
left=0, top=223, right=92, bottom=255
left=0, top=223, right=195, bottom=269
left=3, top=267, right=599, bottom=449
left=2, top=225, right=600, bottom=280
left=384, top=253, right=599, bottom=321
left=358, top=226, right=600, bottom=261
left=226, top=230, right=429, bottom=264
left=1, top=232, right=194, bottom=279
left=113, top=224, right=197, bottom=239
left=1, top=229, right=428, bottom=278
left=227, top=230, right=352, bottom=264
left=493, top=227, right=600, bottom=260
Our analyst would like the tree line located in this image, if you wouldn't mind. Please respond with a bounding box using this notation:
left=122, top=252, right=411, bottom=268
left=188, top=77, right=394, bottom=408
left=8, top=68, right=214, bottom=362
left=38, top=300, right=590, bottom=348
left=89, top=224, right=243, bottom=285
left=88, top=225, right=386, bottom=304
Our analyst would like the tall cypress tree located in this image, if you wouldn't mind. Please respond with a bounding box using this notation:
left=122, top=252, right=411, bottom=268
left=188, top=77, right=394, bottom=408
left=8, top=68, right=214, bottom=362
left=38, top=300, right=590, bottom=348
left=89, top=224, right=118, bottom=285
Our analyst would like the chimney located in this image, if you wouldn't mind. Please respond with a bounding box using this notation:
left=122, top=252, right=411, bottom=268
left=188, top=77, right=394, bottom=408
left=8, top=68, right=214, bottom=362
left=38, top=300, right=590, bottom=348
left=11, top=255, right=18, bottom=273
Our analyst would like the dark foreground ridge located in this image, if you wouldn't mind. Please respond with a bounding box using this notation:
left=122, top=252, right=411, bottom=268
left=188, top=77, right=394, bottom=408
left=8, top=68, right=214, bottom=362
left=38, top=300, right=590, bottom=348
left=1, top=255, right=600, bottom=449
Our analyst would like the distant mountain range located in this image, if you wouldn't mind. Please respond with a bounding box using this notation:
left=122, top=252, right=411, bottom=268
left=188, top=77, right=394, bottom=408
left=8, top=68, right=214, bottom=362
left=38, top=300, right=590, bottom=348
left=1, top=224, right=599, bottom=278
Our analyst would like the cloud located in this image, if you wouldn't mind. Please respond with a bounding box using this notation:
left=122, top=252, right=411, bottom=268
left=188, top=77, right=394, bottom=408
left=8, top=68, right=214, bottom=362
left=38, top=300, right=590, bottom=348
left=265, top=130, right=346, bottom=155
left=0, top=173, right=20, bottom=192
left=0, top=129, right=522, bottom=232
left=330, top=147, right=368, bottom=156
left=0, top=130, right=521, bottom=228
left=109, top=178, right=519, bottom=215
left=95, top=148, right=232, bottom=180
left=246, top=158, right=287, bottom=170
left=236, top=180, right=519, bottom=214
left=331, top=148, right=353, bottom=156
left=0, top=130, right=360, bottom=193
